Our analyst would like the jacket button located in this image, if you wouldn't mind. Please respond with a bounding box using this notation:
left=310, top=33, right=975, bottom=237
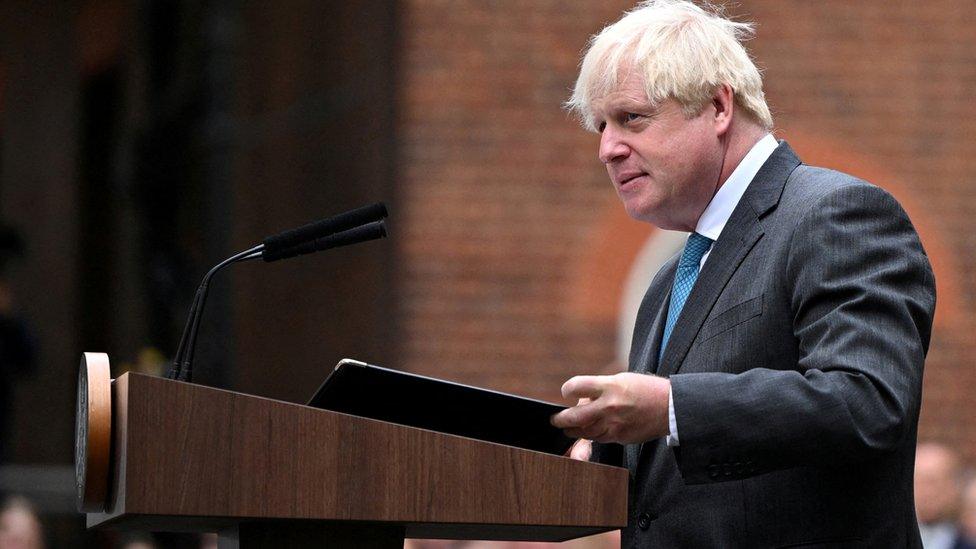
left=638, top=512, right=651, bottom=530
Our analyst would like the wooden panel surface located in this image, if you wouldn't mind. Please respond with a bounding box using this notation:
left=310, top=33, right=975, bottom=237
left=89, top=374, right=627, bottom=540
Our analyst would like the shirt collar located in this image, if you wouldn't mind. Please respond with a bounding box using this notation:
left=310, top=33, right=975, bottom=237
left=695, top=134, right=778, bottom=241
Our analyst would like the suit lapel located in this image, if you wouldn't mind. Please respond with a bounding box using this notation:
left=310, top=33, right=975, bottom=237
left=658, top=216, right=763, bottom=377
left=636, top=272, right=673, bottom=376
left=647, top=294, right=670, bottom=376
left=658, top=141, right=801, bottom=378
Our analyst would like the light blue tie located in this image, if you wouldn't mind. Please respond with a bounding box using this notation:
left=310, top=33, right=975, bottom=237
left=659, top=232, right=714, bottom=363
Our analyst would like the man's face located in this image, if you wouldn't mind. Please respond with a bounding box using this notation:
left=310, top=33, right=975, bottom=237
left=591, top=70, right=724, bottom=231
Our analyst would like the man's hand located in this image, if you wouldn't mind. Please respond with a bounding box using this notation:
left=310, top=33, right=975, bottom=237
left=551, top=372, right=671, bottom=444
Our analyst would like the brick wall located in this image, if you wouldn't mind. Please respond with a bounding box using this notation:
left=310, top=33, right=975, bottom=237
left=396, top=1, right=976, bottom=458
left=397, top=1, right=630, bottom=397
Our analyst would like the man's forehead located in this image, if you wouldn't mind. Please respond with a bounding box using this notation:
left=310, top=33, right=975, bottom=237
left=590, top=73, right=653, bottom=113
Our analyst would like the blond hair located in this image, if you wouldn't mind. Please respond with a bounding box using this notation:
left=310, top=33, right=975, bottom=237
left=566, top=0, right=773, bottom=132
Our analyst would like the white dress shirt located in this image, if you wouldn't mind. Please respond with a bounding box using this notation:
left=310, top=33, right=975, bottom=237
left=666, top=134, right=779, bottom=446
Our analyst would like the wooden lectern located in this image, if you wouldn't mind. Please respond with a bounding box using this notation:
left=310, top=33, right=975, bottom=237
left=80, top=369, right=628, bottom=548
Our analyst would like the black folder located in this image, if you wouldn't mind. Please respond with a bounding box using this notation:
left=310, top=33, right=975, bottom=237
left=307, top=359, right=576, bottom=456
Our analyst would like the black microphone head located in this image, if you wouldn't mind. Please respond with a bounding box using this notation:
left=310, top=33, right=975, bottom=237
left=262, top=202, right=389, bottom=256
left=263, top=220, right=387, bottom=262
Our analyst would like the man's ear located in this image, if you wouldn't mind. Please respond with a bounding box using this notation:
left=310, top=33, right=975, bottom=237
left=712, top=83, right=734, bottom=136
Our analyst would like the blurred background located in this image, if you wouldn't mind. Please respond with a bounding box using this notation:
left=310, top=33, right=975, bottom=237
left=1, top=0, right=975, bottom=547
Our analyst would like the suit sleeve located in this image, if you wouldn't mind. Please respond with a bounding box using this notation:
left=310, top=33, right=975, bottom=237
left=589, top=441, right=624, bottom=466
left=669, top=183, right=935, bottom=484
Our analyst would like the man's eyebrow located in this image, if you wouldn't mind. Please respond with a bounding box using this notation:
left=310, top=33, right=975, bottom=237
left=611, top=94, right=655, bottom=111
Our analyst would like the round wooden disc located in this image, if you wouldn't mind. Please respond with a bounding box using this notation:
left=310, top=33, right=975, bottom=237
left=75, top=352, right=112, bottom=512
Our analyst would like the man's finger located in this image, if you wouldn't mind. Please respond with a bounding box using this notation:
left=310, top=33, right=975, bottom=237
left=564, top=424, right=609, bottom=441
left=561, top=375, right=607, bottom=400
left=569, top=439, right=592, bottom=461
left=551, top=399, right=601, bottom=429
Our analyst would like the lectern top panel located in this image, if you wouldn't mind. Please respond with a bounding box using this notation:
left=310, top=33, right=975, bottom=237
left=307, top=359, right=576, bottom=456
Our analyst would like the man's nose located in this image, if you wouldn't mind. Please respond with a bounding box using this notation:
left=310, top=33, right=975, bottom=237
left=598, top=126, right=629, bottom=164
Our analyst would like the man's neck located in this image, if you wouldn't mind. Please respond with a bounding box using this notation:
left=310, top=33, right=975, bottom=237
left=693, top=133, right=777, bottom=241
left=716, top=121, right=768, bottom=190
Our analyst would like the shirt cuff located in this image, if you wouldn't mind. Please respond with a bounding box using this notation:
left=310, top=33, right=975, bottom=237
left=665, top=385, right=679, bottom=447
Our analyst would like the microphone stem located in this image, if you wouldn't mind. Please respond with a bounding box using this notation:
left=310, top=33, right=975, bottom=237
left=167, top=206, right=389, bottom=382
left=166, top=287, right=203, bottom=379
left=170, top=244, right=263, bottom=382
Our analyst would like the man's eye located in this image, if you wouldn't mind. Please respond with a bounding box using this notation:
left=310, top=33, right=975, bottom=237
left=624, top=112, right=643, bottom=123
left=597, top=121, right=607, bottom=133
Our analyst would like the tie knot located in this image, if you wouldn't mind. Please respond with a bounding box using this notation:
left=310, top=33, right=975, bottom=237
left=679, top=232, right=713, bottom=268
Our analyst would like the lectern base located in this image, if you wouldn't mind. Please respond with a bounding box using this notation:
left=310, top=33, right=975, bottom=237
left=218, top=521, right=405, bottom=549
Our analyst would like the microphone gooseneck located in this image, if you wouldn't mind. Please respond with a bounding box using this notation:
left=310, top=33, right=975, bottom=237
left=166, top=203, right=389, bottom=383
left=166, top=244, right=263, bottom=381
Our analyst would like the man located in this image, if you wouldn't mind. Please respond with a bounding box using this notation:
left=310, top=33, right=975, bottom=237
left=914, top=442, right=975, bottom=549
left=551, top=1, right=936, bottom=547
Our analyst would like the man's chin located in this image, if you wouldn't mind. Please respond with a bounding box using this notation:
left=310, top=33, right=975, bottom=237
left=623, top=201, right=664, bottom=227
left=623, top=204, right=690, bottom=231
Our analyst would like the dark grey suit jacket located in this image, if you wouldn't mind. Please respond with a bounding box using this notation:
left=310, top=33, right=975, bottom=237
left=594, top=142, right=936, bottom=548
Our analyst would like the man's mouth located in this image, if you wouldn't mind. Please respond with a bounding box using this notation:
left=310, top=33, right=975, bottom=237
left=617, top=172, right=647, bottom=189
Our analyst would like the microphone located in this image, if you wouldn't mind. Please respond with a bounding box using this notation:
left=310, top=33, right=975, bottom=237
left=262, top=221, right=387, bottom=262
left=261, top=202, right=387, bottom=261
left=166, top=205, right=389, bottom=383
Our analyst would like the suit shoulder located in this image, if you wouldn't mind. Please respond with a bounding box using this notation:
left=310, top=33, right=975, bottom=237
left=781, top=164, right=905, bottom=218
left=786, top=164, right=876, bottom=199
